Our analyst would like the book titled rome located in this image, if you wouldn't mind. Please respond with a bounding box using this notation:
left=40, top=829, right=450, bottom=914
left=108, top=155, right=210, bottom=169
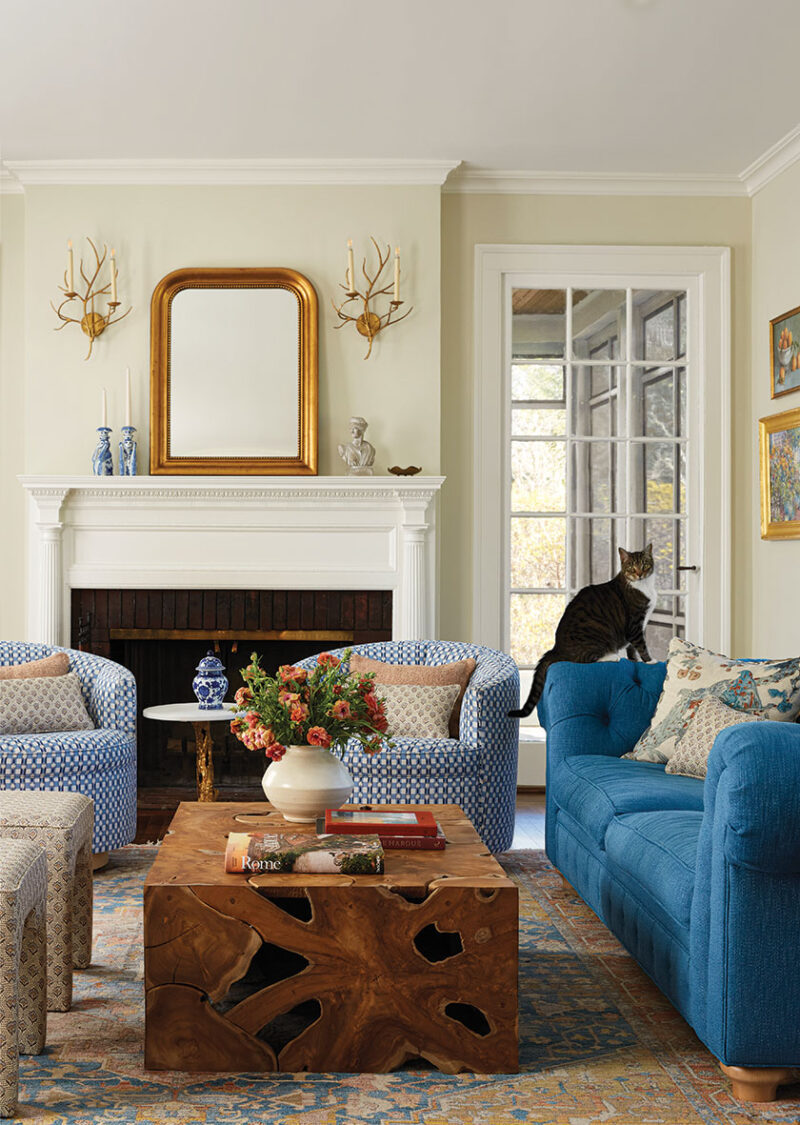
left=225, top=831, right=384, bottom=875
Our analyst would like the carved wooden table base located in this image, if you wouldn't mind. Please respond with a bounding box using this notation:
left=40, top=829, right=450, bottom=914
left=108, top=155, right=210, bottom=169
left=144, top=803, right=518, bottom=1074
left=191, top=722, right=218, bottom=803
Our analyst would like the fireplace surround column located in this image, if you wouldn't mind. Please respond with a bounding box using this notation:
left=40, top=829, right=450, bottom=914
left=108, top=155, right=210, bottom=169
left=28, top=488, right=68, bottom=645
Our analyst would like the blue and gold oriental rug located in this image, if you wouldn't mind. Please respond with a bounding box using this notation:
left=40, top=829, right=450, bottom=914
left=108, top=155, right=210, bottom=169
left=11, top=846, right=800, bottom=1124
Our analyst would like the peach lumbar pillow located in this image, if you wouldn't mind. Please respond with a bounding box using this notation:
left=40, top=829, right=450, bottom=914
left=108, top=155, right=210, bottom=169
left=0, top=652, right=70, bottom=680
left=349, top=653, right=476, bottom=739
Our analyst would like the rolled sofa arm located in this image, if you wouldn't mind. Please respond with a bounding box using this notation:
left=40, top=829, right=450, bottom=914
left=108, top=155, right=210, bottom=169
left=540, top=660, right=667, bottom=762
left=704, top=721, right=800, bottom=875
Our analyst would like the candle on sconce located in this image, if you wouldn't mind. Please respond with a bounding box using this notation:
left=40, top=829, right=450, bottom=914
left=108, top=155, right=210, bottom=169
left=393, top=246, right=401, bottom=303
left=67, top=240, right=74, bottom=293
left=125, top=367, right=131, bottom=427
left=110, top=248, right=118, bottom=303
left=101, top=387, right=108, bottom=429
left=347, top=239, right=355, bottom=293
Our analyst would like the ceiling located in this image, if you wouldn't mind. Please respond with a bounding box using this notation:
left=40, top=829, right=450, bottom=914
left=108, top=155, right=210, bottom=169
left=1, top=0, right=798, bottom=177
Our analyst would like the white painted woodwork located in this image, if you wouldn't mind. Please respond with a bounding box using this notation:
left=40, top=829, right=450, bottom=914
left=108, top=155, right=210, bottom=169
left=474, top=245, right=731, bottom=658
left=19, top=476, right=445, bottom=647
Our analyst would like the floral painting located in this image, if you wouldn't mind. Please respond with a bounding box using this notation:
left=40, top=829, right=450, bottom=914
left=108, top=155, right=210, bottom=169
left=770, top=305, right=800, bottom=398
left=760, top=406, right=800, bottom=539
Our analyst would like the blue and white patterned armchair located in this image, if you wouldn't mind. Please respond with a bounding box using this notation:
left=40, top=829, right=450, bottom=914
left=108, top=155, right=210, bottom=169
left=297, top=641, right=520, bottom=853
left=0, top=642, right=137, bottom=854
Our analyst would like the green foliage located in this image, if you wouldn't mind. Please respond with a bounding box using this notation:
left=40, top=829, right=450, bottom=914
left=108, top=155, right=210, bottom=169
left=231, top=648, right=391, bottom=759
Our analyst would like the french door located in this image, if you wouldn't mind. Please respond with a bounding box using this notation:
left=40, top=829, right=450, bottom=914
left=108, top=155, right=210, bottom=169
left=474, top=246, right=731, bottom=717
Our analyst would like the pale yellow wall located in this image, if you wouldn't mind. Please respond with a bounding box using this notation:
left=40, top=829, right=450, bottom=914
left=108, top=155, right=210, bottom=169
left=750, top=162, right=800, bottom=656
left=23, top=186, right=441, bottom=476
left=0, top=194, right=26, bottom=639
left=0, top=184, right=441, bottom=640
left=440, top=192, right=753, bottom=651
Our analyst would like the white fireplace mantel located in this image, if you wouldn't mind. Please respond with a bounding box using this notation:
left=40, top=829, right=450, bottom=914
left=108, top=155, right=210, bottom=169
left=19, top=476, right=445, bottom=646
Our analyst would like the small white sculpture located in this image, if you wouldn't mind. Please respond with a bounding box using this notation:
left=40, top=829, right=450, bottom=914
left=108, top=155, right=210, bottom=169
left=338, top=416, right=376, bottom=476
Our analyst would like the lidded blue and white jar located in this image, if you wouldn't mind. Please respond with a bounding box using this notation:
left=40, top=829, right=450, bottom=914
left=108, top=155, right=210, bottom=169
left=192, top=650, right=228, bottom=710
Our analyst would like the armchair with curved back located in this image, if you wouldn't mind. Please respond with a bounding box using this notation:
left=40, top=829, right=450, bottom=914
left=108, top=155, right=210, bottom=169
left=296, top=641, right=519, bottom=853
left=0, top=642, right=137, bottom=855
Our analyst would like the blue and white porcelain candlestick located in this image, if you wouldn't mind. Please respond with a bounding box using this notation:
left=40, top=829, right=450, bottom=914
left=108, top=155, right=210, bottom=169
left=119, top=425, right=137, bottom=475
left=91, top=427, right=114, bottom=476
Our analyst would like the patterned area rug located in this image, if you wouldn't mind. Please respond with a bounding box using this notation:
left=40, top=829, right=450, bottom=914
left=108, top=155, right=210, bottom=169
left=11, top=846, right=800, bottom=1124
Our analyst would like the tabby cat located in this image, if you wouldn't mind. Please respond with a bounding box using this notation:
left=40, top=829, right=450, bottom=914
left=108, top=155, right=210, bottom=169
left=509, top=544, right=657, bottom=719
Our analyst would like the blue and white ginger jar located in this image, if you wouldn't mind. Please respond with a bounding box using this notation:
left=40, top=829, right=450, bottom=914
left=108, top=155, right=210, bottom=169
left=192, top=650, right=228, bottom=710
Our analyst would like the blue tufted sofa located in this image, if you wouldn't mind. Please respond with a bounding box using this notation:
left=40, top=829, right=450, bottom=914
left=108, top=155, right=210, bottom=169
left=540, top=658, right=800, bottom=1101
left=0, top=642, right=137, bottom=854
left=296, top=641, right=520, bottom=853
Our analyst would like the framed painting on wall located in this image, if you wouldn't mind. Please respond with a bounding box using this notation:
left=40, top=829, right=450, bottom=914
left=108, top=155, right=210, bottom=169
left=760, top=406, right=800, bottom=539
left=770, top=305, right=800, bottom=398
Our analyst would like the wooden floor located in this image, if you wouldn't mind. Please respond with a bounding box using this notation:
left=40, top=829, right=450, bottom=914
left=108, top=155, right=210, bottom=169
left=135, top=788, right=547, bottom=850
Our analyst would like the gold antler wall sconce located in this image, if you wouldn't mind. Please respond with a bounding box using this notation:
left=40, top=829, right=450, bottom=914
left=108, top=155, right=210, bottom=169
left=51, top=237, right=132, bottom=359
left=332, top=237, right=412, bottom=359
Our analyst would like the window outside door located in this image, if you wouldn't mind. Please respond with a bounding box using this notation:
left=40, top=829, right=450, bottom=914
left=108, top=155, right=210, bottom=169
left=509, top=286, right=694, bottom=716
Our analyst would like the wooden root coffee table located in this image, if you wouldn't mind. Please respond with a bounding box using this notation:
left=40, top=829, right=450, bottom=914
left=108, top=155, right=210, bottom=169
left=144, top=802, right=518, bottom=1074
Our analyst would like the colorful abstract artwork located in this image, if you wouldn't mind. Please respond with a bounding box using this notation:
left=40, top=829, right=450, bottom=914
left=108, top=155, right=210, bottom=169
left=771, top=304, right=800, bottom=398
left=760, top=406, right=800, bottom=539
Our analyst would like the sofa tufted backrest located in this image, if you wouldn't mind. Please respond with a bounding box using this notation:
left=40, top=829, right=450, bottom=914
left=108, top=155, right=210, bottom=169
left=540, top=660, right=667, bottom=760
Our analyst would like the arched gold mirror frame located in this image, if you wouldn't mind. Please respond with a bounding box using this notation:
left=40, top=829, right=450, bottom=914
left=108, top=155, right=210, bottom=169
left=150, top=266, right=318, bottom=475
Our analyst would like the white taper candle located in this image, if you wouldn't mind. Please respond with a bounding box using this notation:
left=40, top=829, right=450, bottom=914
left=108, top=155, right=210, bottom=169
left=125, top=367, right=131, bottom=427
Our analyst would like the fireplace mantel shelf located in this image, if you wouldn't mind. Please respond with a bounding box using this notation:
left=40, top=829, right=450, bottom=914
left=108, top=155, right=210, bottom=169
left=19, top=475, right=446, bottom=646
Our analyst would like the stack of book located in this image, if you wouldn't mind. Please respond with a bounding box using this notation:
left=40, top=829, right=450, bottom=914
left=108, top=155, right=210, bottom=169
left=319, top=808, right=446, bottom=851
left=225, top=808, right=447, bottom=876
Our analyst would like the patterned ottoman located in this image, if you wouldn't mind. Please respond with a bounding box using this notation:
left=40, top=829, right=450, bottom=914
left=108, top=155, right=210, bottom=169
left=0, top=841, right=47, bottom=1118
left=0, top=792, right=93, bottom=1012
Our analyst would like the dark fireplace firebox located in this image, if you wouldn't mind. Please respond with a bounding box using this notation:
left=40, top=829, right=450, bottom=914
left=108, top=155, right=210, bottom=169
left=71, top=588, right=392, bottom=792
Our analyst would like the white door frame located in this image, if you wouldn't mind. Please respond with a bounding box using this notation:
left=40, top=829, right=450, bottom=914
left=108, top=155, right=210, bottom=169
left=473, top=244, right=731, bottom=656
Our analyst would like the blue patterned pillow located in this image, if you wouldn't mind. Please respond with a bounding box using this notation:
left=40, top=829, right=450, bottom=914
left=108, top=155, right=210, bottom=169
left=625, top=639, right=800, bottom=764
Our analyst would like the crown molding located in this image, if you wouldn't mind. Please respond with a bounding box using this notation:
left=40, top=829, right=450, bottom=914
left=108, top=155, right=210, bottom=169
left=0, top=167, right=22, bottom=194
left=443, top=167, right=747, bottom=197
left=740, top=124, right=800, bottom=197
left=3, top=158, right=461, bottom=187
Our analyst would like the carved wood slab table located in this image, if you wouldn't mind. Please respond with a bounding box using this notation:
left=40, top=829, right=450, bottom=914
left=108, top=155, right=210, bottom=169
left=144, top=802, right=518, bottom=1074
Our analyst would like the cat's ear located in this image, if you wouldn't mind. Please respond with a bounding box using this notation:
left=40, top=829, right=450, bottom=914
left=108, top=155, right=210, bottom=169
left=645, top=542, right=653, bottom=557
left=618, top=547, right=630, bottom=564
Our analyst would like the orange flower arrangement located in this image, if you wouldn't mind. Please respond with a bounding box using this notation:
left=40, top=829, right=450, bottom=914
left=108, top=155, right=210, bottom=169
left=231, top=649, right=390, bottom=762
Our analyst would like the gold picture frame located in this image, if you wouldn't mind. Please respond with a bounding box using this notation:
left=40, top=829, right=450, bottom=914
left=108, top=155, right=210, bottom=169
left=770, top=303, right=800, bottom=399
left=759, top=405, right=800, bottom=539
left=150, top=267, right=318, bottom=475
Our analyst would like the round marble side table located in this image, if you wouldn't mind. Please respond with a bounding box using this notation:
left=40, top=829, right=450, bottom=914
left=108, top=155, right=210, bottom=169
left=142, top=703, right=235, bottom=802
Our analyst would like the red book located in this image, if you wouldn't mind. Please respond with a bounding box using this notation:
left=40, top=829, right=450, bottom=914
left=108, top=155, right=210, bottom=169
left=378, top=824, right=447, bottom=851
left=324, top=807, right=438, bottom=837
left=316, top=818, right=447, bottom=850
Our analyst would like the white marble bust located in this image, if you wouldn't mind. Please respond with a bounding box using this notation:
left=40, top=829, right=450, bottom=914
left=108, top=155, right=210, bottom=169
left=337, top=416, right=376, bottom=476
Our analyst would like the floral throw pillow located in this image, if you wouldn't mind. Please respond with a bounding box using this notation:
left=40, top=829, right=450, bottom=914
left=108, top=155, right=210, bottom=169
left=624, top=638, right=800, bottom=764
left=665, top=697, right=767, bottom=780
left=380, top=683, right=461, bottom=740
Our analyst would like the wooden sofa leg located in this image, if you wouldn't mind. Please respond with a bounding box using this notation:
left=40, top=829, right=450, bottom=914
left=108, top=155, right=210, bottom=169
left=91, top=852, right=108, bottom=873
left=719, top=1063, right=796, bottom=1102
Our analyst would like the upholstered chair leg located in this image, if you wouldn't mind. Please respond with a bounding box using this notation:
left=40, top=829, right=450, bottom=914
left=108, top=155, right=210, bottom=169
left=16, top=905, right=46, bottom=1057
left=72, top=844, right=93, bottom=970
left=45, top=864, right=73, bottom=1013
left=0, top=917, right=20, bottom=1118
left=719, top=1063, right=797, bottom=1102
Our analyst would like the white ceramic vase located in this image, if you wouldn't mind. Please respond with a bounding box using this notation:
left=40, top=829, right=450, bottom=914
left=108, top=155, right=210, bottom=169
left=262, top=744, right=354, bottom=823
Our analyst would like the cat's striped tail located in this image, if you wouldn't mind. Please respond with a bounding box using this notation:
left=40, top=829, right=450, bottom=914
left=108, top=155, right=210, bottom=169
left=508, top=649, right=556, bottom=719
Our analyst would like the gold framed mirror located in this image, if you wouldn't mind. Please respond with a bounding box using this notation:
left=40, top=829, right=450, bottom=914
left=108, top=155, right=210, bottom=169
left=150, top=267, right=318, bottom=475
